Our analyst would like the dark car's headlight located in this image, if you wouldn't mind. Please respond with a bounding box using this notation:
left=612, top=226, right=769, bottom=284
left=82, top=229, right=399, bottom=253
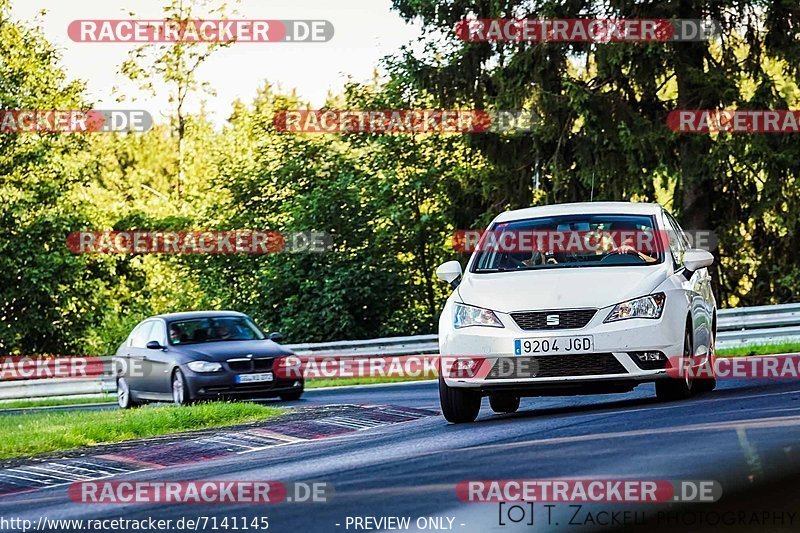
left=454, top=302, right=504, bottom=328
left=605, top=293, right=666, bottom=322
left=187, top=361, right=223, bottom=373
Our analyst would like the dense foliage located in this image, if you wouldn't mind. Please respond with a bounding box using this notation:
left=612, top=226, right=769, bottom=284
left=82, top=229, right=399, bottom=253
left=0, top=0, right=798, bottom=355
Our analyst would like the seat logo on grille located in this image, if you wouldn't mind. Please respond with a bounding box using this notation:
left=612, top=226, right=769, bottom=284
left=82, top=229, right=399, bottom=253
left=546, top=314, right=560, bottom=326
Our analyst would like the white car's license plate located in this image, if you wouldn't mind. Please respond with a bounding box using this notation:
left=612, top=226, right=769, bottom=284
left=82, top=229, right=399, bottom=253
left=514, top=336, right=593, bottom=356
left=236, top=372, right=274, bottom=383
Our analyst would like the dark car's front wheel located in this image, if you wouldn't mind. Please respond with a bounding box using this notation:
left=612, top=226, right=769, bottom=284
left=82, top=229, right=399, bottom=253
left=172, top=368, right=192, bottom=406
left=280, top=391, right=303, bottom=401
left=117, top=377, right=139, bottom=409
left=439, top=377, right=481, bottom=423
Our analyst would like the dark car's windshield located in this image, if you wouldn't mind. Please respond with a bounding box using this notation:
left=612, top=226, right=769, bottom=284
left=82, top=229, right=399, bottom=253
left=472, top=214, right=664, bottom=273
left=168, top=317, right=265, bottom=345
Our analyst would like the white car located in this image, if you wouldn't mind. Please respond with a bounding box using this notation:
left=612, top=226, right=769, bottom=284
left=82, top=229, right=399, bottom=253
left=435, top=202, right=717, bottom=423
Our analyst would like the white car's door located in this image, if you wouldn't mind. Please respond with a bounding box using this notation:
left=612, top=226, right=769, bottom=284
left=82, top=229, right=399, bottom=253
left=663, top=211, right=714, bottom=357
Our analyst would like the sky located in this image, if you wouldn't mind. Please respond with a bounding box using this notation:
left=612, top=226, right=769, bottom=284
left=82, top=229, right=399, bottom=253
left=9, top=0, right=422, bottom=124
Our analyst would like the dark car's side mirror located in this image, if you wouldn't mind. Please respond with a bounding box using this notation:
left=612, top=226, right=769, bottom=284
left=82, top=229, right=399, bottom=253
left=268, top=332, right=284, bottom=342
left=146, top=340, right=165, bottom=350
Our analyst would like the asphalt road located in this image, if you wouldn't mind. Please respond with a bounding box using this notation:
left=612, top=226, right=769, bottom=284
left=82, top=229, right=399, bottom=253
left=0, top=381, right=437, bottom=416
left=2, top=378, right=800, bottom=532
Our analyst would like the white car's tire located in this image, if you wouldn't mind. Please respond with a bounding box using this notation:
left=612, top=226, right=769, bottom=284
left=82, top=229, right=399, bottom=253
left=489, top=394, right=520, bottom=413
left=656, top=326, right=694, bottom=401
left=439, top=377, right=481, bottom=423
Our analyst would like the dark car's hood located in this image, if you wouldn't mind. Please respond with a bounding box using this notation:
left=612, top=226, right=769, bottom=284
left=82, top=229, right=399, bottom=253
left=175, top=340, right=293, bottom=361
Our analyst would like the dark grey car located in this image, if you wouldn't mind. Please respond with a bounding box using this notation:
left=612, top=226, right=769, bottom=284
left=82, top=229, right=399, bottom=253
left=114, top=311, right=303, bottom=408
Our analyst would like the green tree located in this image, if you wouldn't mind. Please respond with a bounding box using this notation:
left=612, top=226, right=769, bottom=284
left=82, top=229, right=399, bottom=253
left=118, top=0, right=237, bottom=198
left=0, top=1, right=109, bottom=354
left=389, top=0, right=800, bottom=306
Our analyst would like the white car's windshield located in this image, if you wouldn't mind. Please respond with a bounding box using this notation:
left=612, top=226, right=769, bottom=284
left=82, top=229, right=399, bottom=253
left=472, top=214, right=664, bottom=272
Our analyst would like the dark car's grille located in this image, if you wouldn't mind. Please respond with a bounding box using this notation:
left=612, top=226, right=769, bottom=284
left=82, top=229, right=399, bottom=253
left=227, top=360, right=250, bottom=372
left=510, top=309, right=597, bottom=330
left=486, top=354, right=627, bottom=379
left=226, top=358, right=273, bottom=373
left=253, top=358, right=273, bottom=372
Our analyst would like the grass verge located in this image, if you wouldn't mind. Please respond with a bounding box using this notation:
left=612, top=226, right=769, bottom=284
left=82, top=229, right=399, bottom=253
left=716, top=342, right=800, bottom=358
left=0, top=402, right=283, bottom=460
left=0, top=395, right=114, bottom=410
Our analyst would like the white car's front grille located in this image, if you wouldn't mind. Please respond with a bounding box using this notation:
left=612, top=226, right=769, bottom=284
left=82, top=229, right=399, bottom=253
left=510, top=309, right=597, bottom=330
left=486, top=353, right=627, bottom=379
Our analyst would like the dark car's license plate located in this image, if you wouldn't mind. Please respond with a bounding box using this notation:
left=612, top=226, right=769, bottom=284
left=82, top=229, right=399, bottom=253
left=236, top=372, right=274, bottom=383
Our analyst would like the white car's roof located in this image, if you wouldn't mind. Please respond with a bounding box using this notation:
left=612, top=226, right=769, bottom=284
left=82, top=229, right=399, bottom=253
left=494, top=202, right=664, bottom=223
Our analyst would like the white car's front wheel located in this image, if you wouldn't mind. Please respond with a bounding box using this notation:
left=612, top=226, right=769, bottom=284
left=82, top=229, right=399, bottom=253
left=439, top=377, right=481, bottom=423
left=655, top=326, right=694, bottom=401
left=489, top=394, right=520, bottom=414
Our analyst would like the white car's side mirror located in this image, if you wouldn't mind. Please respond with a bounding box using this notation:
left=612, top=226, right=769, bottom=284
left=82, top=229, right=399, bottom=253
left=436, top=261, right=463, bottom=287
left=683, top=248, right=714, bottom=272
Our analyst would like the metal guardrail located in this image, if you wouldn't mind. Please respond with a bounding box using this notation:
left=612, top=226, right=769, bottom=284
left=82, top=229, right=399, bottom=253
left=716, top=303, right=800, bottom=348
left=1, top=303, right=798, bottom=402
left=287, top=335, right=439, bottom=358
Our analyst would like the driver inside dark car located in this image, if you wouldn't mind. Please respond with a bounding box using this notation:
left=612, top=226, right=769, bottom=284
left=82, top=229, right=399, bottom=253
left=169, top=324, right=185, bottom=344
left=216, top=323, right=235, bottom=340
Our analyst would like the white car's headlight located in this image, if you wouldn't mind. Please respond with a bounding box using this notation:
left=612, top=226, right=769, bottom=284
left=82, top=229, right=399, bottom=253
left=454, top=303, right=504, bottom=329
left=187, top=361, right=222, bottom=373
left=605, top=293, right=666, bottom=322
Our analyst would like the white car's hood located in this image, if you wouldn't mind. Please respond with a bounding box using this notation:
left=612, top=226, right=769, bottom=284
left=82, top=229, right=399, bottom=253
left=457, top=265, right=669, bottom=313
